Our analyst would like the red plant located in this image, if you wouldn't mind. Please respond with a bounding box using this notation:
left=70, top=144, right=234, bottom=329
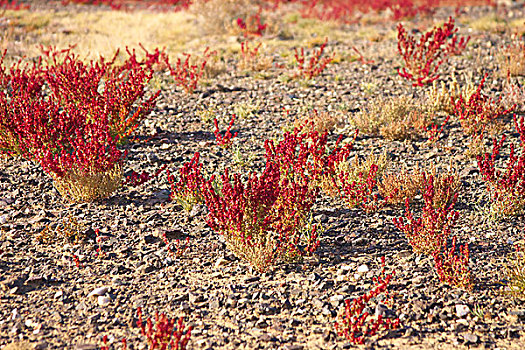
left=236, top=9, right=268, bottom=37
left=125, top=165, right=167, bottom=187
left=0, top=0, right=29, bottom=10
left=164, top=48, right=215, bottom=93
left=136, top=308, right=192, bottom=350
left=397, top=17, right=470, bottom=86
left=202, top=127, right=351, bottom=271
left=335, top=257, right=400, bottom=344
left=167, top=152, right=206, bottom=210
left=351, top=46, right=374, bottom=65
left=393, top=174, right=460, bottom=255
left=433, top=236, right=472, bottom=290
left=425, top=115, right=451, bottom=143
left=162, top=234, right=189, bottom=258
left=477, top=115, right=525, bottom=217
left=453, top=74, right=515, bottom=136
left=214, top=115, right=238, bottom=148
left=40, top=46, right=160, bottom=141
left=336, top=163, right=383, bottom=212
left=293, top=39, right=334, bottom=80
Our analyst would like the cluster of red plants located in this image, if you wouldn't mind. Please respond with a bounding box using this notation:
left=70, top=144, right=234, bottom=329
left=477, top=115, right=525, bottom=217
left=293, top=39, right=334, bottom=80
left=213, top=115, right=238, bottom=148
left=335, top=257, right=400, bottom=344
left=137, top=308, right=192, bottom=350
left=453, top=74, right=515, bottom=137
left=164, top=48, right=215, bottom=94
left=397, top=17, right=470, bottom=86
left=433, top=236, right=472, bottom=290
left=0, top=0, right=29, bottom=10
left=236, top=9, right=268, bottom=37
left=393, top=173, right=459, bottom=255
left=197, top=126, right=352, bottom=271
left=0, top=45, right=163, bottom=200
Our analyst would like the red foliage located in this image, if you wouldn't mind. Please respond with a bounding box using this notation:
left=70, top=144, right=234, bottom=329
left=393, top=174, right=459, bottom=254
left=236, top=9, right=268, bottom=37
left=433, top=236, right=472, bottom=290
left=397, top=17, right=470, bottom=86
left=335, top=257, right=400, bottom=344
left=164, top=48, right=215, bottom=93
left=293, top=39, right=334, bottom=80
left=136, top=308, right=192, bottom=350
left=214, top=115, right=238, bottom=148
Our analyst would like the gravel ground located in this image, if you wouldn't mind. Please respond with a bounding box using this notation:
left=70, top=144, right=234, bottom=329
left=1, top=1, right=525, bottom=349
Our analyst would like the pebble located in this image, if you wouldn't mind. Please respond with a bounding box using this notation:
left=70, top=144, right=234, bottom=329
left=88, top=286, right=109, bottom=298
left=357, top=264, right=369, bottom=273
left=463, top=333, right=478, bottom=344
left=97, top=296, right=111, bottom=306
left=456, top=304, right=470, bottom=318
left=215, top=257, right=228, bottom=268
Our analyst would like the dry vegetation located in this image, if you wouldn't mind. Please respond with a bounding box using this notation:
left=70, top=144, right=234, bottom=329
left=2, top=1, right=525, bottom=349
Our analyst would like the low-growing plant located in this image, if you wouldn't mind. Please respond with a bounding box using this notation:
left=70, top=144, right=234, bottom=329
left=379, top=165, right=461, bottom=208
left=167, top=152, right=206, bottom=212
left=433, top=236, right=473, bottom=291
left=335, top=257, right=400, bottom=344
left=164, top=48, right=216, bottom=93
left=502, top=239, right=525, bottom=298
left=498, top=38, right=525, bottom=77
left=453, top=74, right=515, bottom=137
left=34, top=215, right=86, bottom=244
left=397, top=17, right=470, bottom=86
left=293, top=109, right=344, bottom=134
left=41, top=46, right=161, bottom=142
left=477, top=116, right=525, bottom=218
left=214, top=114, right=238, bottom=148
left=136, top=308, right=192, bottom=350
left=319, top=150, right=389, bottom=211
left=393, top=173, right=460, bottom=255
left=237, top=41, right=273, bottom=72
left=351, top=96, right=434, bottom=140
left=425, top=74, right=476, bottom=114
left=236, top=9, right=268, bottom=37
left=293, top=38, right=334, bottom=80
left=202, top=127, right=352, bottom=272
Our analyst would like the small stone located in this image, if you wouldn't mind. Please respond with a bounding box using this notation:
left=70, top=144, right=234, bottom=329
left=455, top=304, right=470, bottom=318
left=0, top=215, right=7, bottom=224
left=97, top=296, right=111, bottom=306
left=88, top=286, right=109, bottom=298
left=375, top=304, right=389, bottom=317
left=357, top=264, right=369, bottom=273
left=215, top=257, right=228, bottom=268
left=54, top=290, right=64, bottom=299
left=463, top=333, right=478, bottom=344
left=329, top=295, right=344, bottom=303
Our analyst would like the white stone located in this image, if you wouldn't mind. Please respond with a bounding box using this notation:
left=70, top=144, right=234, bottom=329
left=456, top=304, right=470, bottom=318
left=98, top=296, right=111, bottom=306
left=357, top=264, right=369, bottom=273
left=88, top=286, right=109, bottom=298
